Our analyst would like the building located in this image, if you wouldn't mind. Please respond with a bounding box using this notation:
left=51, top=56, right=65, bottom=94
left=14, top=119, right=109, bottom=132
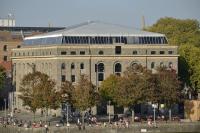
left=0, top=18, right=15, bottom=27
left=11, top=21, right=179, bottom=112
left=0, top=24, right=65, bottom=109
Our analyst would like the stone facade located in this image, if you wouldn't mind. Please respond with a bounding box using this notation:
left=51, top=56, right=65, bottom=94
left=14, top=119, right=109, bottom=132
left=11, top=44, right=178, bottom=110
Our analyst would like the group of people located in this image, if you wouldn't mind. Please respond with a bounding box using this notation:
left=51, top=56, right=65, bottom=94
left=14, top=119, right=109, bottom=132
left=111, top=117, right=130, bottom=128
left=0, top=117, right=50, bottom=129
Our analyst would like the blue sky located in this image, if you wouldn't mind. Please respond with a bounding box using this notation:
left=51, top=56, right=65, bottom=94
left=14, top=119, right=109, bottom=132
left=0, top=0, right=200, bottom=28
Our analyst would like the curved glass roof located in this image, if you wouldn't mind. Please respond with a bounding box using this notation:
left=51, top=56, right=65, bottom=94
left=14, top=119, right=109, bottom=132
left=23, top=21, right=168, bottom=45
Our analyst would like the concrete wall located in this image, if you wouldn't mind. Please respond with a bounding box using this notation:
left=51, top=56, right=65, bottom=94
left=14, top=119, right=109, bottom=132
left=184, top=100, right=200, bottom=121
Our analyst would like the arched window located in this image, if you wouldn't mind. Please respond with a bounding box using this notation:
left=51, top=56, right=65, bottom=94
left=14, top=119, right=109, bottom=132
left=61, top=63, right=65, bottom=69
left=3, top=45, right=7, bottom=51
left=17, top=45, right=21, bottom=48
left=160, top=62, right=164, bottom=67
left=115, top=63, right=122, bottom=76
left=71, top=63, right=75, bottom=69
left=169, top=62, right=173, bottom=68
left=97, top=63, right=104, bottom=81
left=98, top=50, right=104, bottom=55
left=131, top=62, right=138, bottom=68
left=151, top=62, right=155, bottom=69
left=80, top=63, right=84, bottom=69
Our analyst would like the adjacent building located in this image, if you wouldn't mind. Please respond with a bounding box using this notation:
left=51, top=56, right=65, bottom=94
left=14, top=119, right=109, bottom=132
left=11, top=21, right=179, bottom=112
left=0, top=23, right=65, bottom=109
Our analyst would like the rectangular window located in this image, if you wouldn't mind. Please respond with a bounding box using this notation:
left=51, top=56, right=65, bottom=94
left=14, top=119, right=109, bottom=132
left=61, top=51, right=67, bottom=55
left=151, top=51, right=156, bottom=55
left=160, top=51, right=165, bottom=54
left=98, top=73, right=104, bottom=81
left=168, top=51, right=173, bottom=54
left=80, top=51, right=85, bottom=55
left=3, top=56, right=7, bottom=61
left=71, top=75, right=75, bottom=82
left=71, top=51, right=76, bottom=55
left=115, top=46, right=121, bottom=55
left=61, top=75, right=66, bottom=82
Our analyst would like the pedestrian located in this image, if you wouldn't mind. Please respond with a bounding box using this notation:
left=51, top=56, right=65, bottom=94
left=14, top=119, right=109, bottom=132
left=44, top=124, right=48, bottom=133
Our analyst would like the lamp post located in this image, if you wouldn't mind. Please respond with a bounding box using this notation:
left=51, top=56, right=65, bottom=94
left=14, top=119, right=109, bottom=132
left=152, top=104, right=157, bottom=126
left=108, top=100, right=111, bottom=124
left=66, top=103, right=70, bottom=127
left=4, top=98, right=7, bottom=118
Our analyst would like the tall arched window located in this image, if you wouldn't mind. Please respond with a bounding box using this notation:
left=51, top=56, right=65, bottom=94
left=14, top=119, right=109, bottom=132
left=71, top=63, right=75, bottom=69
left=61, top=63, right=65, bottom=69
left=114, top=63, right=122, bottom=76
left=80, top=63, right=84, bottom=69
left=97, top=63, right=104, bottom=81
left=151, top=62, right=155, bottom=69
left=3, top=45, right=7, bottom=51
left=160, top=62, right=164, bottom=67
left=169, top=62, right=173, bottom=68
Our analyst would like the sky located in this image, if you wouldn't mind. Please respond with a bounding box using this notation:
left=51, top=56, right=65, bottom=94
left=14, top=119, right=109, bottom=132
left=0, top=0, right=200, bottom=28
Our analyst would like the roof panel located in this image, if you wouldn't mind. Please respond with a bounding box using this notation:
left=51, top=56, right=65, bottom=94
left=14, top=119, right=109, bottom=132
left=24, top=21, right=165, bottom=40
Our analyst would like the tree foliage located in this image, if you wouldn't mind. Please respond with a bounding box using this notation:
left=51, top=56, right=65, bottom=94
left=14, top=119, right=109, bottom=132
left=19, top=71, right=58, bottom=113
left=147, top=17, right=200, bottom=46
left=0, top=65, right=6, bottom=90
left=151, top=67, right=181, bottom=107
left=62, top=75, right=98, bottom=112
left=100, top=64, right=181, bottom=109
left=99, top=75, right=120, bottom=102
left=147, top=17, right=200, bottom=94
left=60, top=80, right=74, bottom=103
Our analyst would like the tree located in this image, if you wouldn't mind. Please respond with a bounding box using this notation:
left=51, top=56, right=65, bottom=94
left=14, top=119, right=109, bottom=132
left=99, top=75, right=120, bottom=103
left=147, top=17, right=200, bottom=46
left=0, top=65, right=6, bottom=90
left=147, top=17, right=200, bottom=97
left=60, top=80, right=74, bottom=104
left=100, top=64, right=153, bottom=110
left=62, top=75, right=98, bottom=126
left=19, top=71, right=58, bottom=121
left=179, top=45, right=200, bottom=97
left=155, top=67, right=181, bottom=108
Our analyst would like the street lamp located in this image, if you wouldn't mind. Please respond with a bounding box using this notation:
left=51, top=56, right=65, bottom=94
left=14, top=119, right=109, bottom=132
left=66, top=103, right=70, bottom=127
left=108, top=100, right=111, bottom=124
left=4, top=98, right=7, bottom=118
left=152, top=103, right=157, bottom=126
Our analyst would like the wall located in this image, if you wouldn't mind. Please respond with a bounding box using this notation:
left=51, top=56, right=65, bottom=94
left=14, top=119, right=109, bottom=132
left=184, top=100, right=200, bottom=121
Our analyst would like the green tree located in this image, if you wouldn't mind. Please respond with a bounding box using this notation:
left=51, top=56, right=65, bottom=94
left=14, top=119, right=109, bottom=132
left=179, top=45, right=200, bottom=95
left=19, top=71, right=58, bottom=121
left=99, top=74, right=120, bottom=103
left=155, top=67, right=181, bottom=107
left=100, top=64, right=154, bottom=110
left=0, top=65, right=6, bottom=90
left=64, top=75, right=98, bottom=126
left=147, top=17, right=200, bottom=46
left=147, top=17, right=200, bottom=97
left=60, top=80, right=74, bottom=104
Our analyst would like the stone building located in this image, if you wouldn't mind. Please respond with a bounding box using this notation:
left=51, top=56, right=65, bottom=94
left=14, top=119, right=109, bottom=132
left=11, top=21, right=179, bottom=112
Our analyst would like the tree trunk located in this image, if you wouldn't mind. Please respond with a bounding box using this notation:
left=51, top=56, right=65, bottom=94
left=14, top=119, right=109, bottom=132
left=33, top=112, right=35, bottom=121
left=132, top=109, right=135, bottom=123
left=169, top=108, right=172, bottom=121
left=45, top=108, right=48, bottom=124
left=81, top=111, right=85, bottom=130
left=198, top=92, right=200, bottom=99
left=157, top=102, right=160, bottom=116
